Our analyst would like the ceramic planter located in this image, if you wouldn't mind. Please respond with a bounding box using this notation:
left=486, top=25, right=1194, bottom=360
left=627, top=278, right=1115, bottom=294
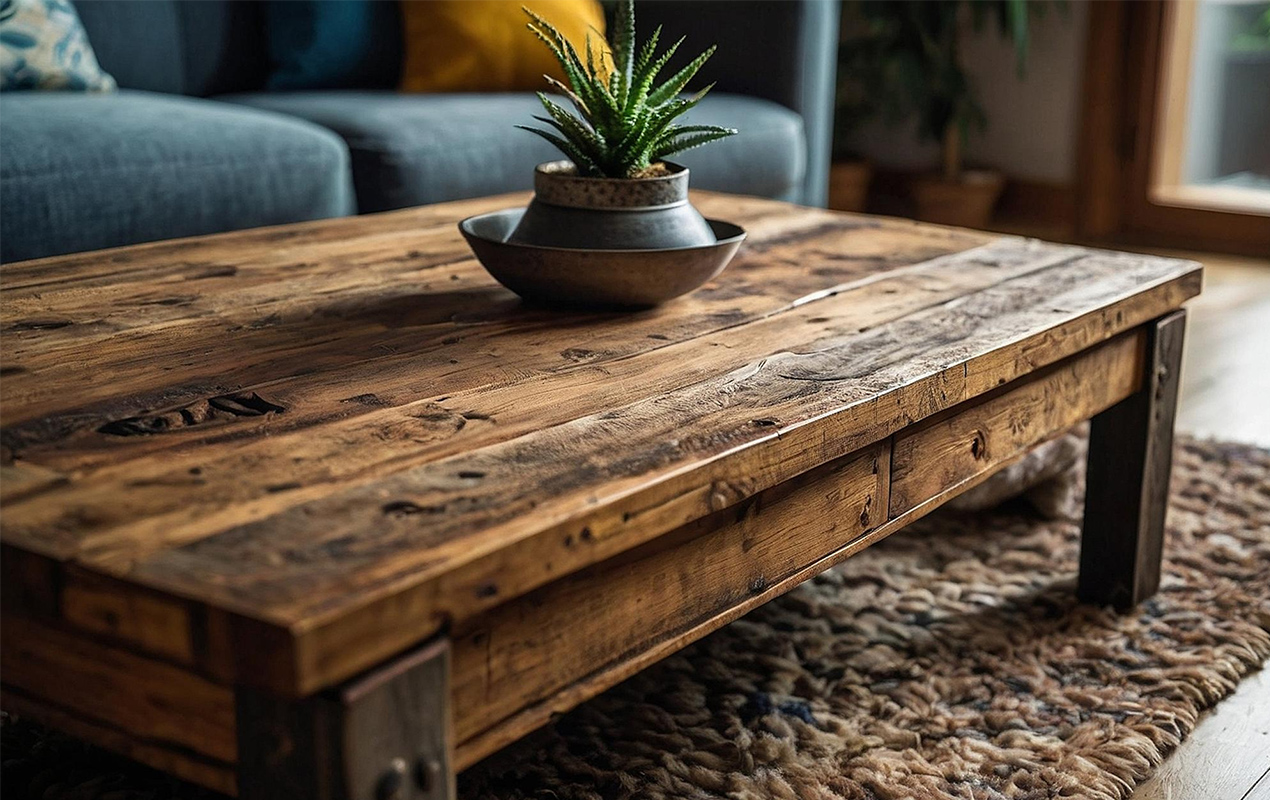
left=508, top=160, right=716, bottom=250
left=461, top=209, right=745, bottom=308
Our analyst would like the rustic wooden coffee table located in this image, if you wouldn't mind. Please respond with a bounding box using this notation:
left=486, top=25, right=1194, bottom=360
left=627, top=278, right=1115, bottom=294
left=0, top=193, right=1200, bottom=799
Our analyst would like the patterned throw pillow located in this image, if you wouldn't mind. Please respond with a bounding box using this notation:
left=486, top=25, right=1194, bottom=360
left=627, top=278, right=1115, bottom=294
left=0, top=0, right=115, bottom=91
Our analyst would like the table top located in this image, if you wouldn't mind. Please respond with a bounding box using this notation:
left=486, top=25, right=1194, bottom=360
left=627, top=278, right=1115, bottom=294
left=0, top=192, right=1201, bottom=694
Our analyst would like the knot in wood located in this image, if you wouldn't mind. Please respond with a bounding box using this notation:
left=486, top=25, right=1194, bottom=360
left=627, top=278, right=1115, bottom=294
left=708, top=480, right=748, bottom=511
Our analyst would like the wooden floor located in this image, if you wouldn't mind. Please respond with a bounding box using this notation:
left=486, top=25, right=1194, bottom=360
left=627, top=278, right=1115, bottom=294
left=1172, top=250, right=1270, bottom=447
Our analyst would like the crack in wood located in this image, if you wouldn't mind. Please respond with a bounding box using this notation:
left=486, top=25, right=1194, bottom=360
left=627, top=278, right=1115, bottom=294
left=6, top=318, right=73, bottom=331
left=97, top=392, right=285, bottom=437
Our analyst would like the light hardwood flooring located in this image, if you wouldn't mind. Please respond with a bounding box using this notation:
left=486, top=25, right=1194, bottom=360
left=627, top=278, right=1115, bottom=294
left=1172, top=250, right=1270, bottom=447
left=1131, top=671, right=1270, bottom=800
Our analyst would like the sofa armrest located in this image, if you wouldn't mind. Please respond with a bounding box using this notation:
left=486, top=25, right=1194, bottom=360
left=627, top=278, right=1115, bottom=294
left=634, top=0, right=839, bottom=206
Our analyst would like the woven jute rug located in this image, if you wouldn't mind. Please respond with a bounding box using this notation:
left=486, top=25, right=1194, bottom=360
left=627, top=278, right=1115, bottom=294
left=4, top=437, right=1269, bottom=800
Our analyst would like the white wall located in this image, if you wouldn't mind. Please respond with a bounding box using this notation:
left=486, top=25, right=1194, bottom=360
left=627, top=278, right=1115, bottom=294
left=841, top=2, right=1090, bottom=184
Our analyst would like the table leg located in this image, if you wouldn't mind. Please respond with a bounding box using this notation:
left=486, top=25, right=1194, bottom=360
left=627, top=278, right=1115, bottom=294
left=236, top=638, right=453, bottom=800
left=1078, top=310, right=1187, bottom=610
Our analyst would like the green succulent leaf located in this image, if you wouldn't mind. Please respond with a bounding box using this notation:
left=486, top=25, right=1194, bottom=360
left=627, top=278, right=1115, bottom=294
left=542, top=74, right=590, bottom=119
left=645, top=85, right=714, bottom=132
left=652, top=124, right=737, bottom=146
left=646, top=46, right=715, bottom=107
left=519, top=3, right=736, bottom=178
left=611, top=0, right=635, bottom=105
left=654, top=129, right=737, bottom=160
left=535, top=93, right=605, bottom=154
left=630, top=34, right=681, bottom=108
left=634, top=25, right=662, bottom=82
left=516, top=125, right=601, bottom=175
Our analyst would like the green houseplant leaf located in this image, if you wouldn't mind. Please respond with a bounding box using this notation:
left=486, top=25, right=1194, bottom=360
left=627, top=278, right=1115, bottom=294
left=840, top=0, right=1060, bottom=180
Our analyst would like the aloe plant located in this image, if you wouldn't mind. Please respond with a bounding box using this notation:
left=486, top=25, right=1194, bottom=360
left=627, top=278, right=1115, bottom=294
left=520, top=0, right=736, bottom=179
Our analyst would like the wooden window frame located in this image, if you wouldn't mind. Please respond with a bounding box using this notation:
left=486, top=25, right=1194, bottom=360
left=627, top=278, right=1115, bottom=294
left=1076, top=0, right=1270, bottom=257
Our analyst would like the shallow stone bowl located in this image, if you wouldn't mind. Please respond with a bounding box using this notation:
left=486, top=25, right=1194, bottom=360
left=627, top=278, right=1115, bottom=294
left=459, top=208, right=746, bottom=309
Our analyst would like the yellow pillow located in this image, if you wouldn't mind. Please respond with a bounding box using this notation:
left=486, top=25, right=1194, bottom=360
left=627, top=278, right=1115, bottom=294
left=400, top=0, right=606, bottom=93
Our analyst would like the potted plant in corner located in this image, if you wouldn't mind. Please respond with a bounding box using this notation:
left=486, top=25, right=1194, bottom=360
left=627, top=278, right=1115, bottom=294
left=848, top=1, right=1055, bottom=228
left=459, top=0, right=748, bottom=309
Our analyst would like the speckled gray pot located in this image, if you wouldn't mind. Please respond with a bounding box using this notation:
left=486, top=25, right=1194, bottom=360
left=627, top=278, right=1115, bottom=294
left=507, top=161, right=716, bottom=250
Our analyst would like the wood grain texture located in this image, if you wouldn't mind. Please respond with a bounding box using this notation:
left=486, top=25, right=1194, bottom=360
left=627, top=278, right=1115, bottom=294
left=0, top=687, right=236, bottom=795
left=0, top=193, right=1202, bottom=697
left=1079, top=311, right=1187, bottom=609
left=1130, top=668, right=1270, bottom=800
left=451, top=443, right=887, bottom=765
left=0, top=613, right=237, bottom=764
left=59, top=567, right=198, bottom=664
left=890, top=330, right=1146, bottom=517
left=450, top=335, right=1147, bottom=769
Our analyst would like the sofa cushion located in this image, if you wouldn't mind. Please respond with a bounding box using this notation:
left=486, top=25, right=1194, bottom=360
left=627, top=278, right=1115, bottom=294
left=264, top=0, right=402, bottom=91
left=0, top=90, right=354, bottom=262
left=0, top=0, right=117, bottom=91
left=399, top=0, right=605, bottom=94
left=220, top=91, right=806, bottom=212
left=74, top=1, right=269, bottom=96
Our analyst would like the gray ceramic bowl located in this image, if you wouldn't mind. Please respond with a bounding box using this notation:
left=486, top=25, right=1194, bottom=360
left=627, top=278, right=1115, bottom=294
left=459, top=208, right=746, bottom=309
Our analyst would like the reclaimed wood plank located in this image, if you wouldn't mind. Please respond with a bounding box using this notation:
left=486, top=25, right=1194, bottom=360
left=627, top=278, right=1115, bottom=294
left=131, top=249, right=1199, bottom=694
left=59, top=567, right=199, bottom=665
left=1, top=236, right=1067, bottom=567
left=1, top=196, right=973, bottom=425
left=1079, top=311, right=1187, bottom=609
left=0, top=613, right=237, bottom=763
left=890, top=329, right=1146, bottom=517
left=0, top=687, right=236, bottom=795
left=451, top=335, right=1156, bottom=768
left=451, top=442, right=887, bottom=755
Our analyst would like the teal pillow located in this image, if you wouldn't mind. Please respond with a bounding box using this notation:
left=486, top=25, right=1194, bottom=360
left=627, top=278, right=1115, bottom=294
left=265, top=0, right=401, bottom=91
left=0, top=0, right=115, bottom=91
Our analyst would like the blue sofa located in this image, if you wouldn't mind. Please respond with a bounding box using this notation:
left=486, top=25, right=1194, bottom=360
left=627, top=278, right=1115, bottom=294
left=0, top=0, right=838, bottom=263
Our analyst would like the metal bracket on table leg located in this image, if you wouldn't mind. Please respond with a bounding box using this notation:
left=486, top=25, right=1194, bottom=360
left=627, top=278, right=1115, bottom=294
left=236, top=638, right=453, bottom=800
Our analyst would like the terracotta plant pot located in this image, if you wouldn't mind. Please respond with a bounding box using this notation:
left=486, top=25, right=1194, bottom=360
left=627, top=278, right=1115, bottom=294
left=508, top=160, right=716, bottom=250
left=912, top=170, right=1006, bottom=229
left=828, top=160, right=873, bottom=213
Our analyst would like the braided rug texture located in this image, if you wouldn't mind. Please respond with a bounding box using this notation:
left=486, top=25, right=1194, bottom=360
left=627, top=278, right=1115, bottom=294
left=2, top=437, right=1268, bottom=800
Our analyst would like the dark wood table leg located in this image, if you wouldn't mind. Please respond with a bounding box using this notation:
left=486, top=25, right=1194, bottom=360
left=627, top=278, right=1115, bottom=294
left=236, top=638, right=453, bottom=800
left=1079, top=310, right=1187, bottom=610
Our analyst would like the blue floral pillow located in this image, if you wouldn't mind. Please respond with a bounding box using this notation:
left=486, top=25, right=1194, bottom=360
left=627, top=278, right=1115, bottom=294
left=0, top=0, right=115, bottom=91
